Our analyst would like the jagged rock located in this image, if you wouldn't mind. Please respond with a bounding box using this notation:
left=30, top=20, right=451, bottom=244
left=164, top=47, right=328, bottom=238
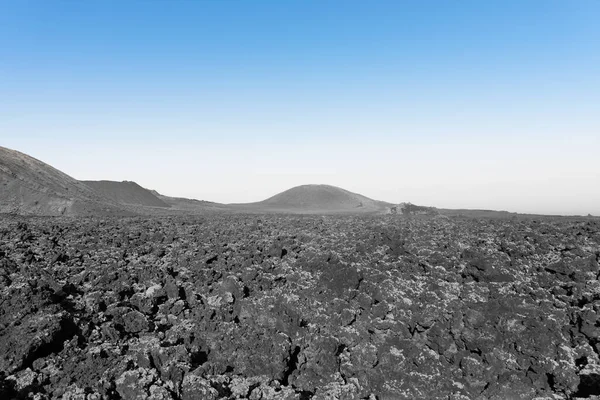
left=1, top=214, right=599, bottom=399
left=460, top=249, right=513, bottom=283
left=0, top=311, right=76, bottom=374
left=180, top=371, right=218, bottom=400
left=115, top=368, right=172, bottom=400
left=291, top=336, right=341, bottom=392
left=318, top=263, right=362, bottom=299
left=6, top=368, right=40, bottom=392
left=122, top=310, right=151, bottom=333
left=164, top=277, right=180, bottom=300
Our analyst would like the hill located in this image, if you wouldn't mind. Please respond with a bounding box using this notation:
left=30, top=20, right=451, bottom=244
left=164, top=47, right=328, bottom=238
left=141, top=190, right=233, bottom=214
left=235, top=184, right=392, bottom=214
left=0, top=146, right=131, bottom=216
left=81, top=180, right=170, bottom=208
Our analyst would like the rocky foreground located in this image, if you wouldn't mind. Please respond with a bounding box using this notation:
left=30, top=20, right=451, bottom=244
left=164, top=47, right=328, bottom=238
left=1, top=214, right=600, bottom=399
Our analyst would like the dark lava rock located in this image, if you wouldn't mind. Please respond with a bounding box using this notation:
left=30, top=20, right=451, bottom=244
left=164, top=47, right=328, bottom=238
left=122, top=310, right=151, bottom=333
left=0, top=311, right=76, bottom=374
left=290, top=336, right=341, bottom=392
left=1, top=214, right=599, bottom=399
left=318, top=263, right=362, bottom=299
left=180, top=370, right=218, bottom=400
left=461, top=248, right=513, bottom=282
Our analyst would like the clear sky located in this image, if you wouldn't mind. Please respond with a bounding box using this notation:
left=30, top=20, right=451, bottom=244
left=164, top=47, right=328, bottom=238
left=1, top=1, right=599, bottom=215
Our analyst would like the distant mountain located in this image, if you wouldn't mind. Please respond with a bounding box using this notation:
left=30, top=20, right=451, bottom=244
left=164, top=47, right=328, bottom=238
left=3, top=146, right=553, bottom=218
left=0, top=146, right=131, bottom=216
left=81, top=180, right=170, bottom=208
left=234, top=184, right=392, bottom=214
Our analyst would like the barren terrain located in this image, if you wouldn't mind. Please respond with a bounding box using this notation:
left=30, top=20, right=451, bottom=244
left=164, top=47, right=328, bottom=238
left=0, top=147, right=395, bottom=217
left=0, top=147, right=130, bottom=217
left=1, top=214, right=600, bottom=399
left=81, top=182, right=170, bottom=209
left=234, top=185, right=392, bottom=214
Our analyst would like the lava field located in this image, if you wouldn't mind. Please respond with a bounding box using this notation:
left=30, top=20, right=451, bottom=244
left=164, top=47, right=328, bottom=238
left=1, top=214, right=600, bottom=399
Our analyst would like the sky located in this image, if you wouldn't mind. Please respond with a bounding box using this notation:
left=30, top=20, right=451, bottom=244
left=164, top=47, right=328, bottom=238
left=1, top=0, right=599, bottom=215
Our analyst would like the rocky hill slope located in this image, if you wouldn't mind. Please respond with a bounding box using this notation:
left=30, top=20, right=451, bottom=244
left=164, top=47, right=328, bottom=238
left=0, top=146, right=130, bottom=216
left=81, top=180, right=170, bottom=208
left=237, top=184, right=391, bottom=214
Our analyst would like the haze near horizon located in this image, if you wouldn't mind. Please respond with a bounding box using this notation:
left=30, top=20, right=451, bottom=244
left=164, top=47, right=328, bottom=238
left=1, top=1, right=599, bottom=215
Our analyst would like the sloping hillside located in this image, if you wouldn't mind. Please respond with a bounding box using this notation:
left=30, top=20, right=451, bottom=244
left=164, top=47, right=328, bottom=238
left=81, top=180, right=170, bottom=208
left=0, top=146, right=131, bottom=216
left=236, top=184, right=392, bottom=214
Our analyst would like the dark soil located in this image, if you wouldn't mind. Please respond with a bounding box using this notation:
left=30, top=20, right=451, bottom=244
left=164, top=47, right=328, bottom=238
left=1, top=214, right=599, bottom=399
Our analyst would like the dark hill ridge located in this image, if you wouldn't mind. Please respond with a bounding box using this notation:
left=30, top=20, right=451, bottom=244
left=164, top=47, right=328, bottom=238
left=236, top=184, right=393, bottom=214
left=3, top=146, right=570, bottom=217
left=149, top=190, right=233, bottom=213
left=82, top=180, right=170, bottom=208
left=0, top=146, right=130, bottom=216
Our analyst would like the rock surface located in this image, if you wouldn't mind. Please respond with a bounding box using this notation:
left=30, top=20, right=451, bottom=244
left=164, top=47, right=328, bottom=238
left=0, top=214, right=599, bottom=399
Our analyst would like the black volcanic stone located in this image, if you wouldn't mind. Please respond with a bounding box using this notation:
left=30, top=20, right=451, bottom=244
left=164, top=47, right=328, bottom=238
left=0, top=214, right=599, bottom=399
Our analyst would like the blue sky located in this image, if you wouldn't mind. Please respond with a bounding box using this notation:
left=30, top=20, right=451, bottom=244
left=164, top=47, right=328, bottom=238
left=1, top=1, right=599, bottom=214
